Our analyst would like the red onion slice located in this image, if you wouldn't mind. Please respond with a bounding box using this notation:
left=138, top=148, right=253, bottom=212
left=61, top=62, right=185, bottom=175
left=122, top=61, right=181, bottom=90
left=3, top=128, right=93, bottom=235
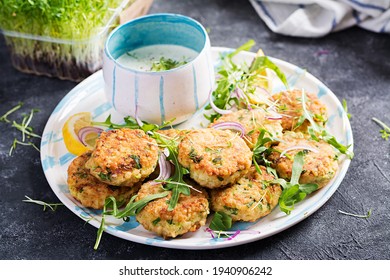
left=280, top=145, right=319, bottom=158
left=209, top=92, right=233, bottom=115
left=210, top=121, right=246, bottom=137
left=77, top=126, right=103, bottom=146
left=152, top=152, right=172, bottom=184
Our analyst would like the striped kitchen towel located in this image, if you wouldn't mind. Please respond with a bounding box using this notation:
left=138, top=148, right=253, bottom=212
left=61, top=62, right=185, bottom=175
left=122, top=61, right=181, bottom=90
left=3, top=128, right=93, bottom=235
left=249, top=0, right=390, bottom=37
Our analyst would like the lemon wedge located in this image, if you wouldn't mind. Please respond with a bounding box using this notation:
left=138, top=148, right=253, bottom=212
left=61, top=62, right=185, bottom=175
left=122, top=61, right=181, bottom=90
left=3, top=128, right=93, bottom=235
left=248, top=49, right=273, bottom=105
left=62, top=112, right=93, bottom=156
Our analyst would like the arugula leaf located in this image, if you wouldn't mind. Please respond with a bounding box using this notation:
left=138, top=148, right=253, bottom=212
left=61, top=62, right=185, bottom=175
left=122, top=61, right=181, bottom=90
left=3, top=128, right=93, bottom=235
left=275, top=151, right=319, bottom=215
left=94, top=192, right=169, bottom=250
left=153, top=133, right=191, bottom=211
left=299, top=90, right=354, bottom=159
left=249, top=56, right=288, bottom=88
left=252, top=129, right=278, bottom=178
left=209, top=211, right=233, bottom=231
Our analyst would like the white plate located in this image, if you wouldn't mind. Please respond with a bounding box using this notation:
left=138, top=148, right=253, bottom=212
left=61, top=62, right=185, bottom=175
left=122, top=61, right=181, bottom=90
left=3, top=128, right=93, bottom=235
left=40, top=47, right=353, bottom=250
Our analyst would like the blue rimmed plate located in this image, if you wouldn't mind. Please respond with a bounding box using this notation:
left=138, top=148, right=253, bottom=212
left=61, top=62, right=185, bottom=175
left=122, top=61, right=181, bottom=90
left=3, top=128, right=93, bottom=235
left=40, top=47, right=353, bottom=250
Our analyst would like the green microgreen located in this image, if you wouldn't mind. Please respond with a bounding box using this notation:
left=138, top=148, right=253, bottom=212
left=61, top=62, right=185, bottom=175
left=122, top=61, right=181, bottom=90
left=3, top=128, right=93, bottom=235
left=338, top=209, right=372, bottom=219
left=252, top=129, right=278, bottom=178
left=342, top=99, right=352, bottom=119
left=204, top=40, right=288, bottom=123
left=1, top=103, right=41, bottom=155
left=22, top=195, right=63, bottom=212
left=372, top=117, right=390, bottom=141
left=151, top=57, right=187, bottom=72
left=152, top=133, right=191, bottom=211
left=299, top=90, right=354, bottom=159
left=0, top=102, right=23, bottom=123
left=272, top=151, right=319, bottom=215
left=9, top=139, right=40, bottom=156
left=94, top=192, right=169, bottom=249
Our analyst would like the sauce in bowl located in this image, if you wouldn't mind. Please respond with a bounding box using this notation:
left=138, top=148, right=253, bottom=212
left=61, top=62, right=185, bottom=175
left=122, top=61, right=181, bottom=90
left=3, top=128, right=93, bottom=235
left=116, top=44, right=199, bottom=71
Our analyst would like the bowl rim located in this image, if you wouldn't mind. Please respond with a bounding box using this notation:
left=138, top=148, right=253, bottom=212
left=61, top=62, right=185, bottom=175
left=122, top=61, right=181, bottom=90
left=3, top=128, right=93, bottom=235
left=104, top=13, right=211, bottom=74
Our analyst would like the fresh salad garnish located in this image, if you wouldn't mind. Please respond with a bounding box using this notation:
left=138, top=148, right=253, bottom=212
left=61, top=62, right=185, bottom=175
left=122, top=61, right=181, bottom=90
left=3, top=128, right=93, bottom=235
left=204, top=39, right=288, bottom=123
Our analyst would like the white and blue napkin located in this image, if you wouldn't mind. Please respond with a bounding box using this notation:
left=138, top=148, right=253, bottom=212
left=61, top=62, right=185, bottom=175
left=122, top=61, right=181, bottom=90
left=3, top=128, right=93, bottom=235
left=249, top=0, right=390, bottom=37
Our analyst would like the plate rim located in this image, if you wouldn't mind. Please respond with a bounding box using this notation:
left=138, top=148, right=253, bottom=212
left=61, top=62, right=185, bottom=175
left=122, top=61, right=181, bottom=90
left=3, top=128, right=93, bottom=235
left=40, top=46, right=353, bottom=250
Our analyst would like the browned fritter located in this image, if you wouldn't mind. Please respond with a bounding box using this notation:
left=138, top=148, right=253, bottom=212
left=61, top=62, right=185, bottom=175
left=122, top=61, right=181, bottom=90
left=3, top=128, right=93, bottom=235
left=135, top=180, right=209, bottom=239
left=268, top=132, right=338, bottom=189
left=85, top=128, right=159, bottom=187
left=272, top=89, right=327, bottom=132
left=210, top=166, right=281, bottom=222
left=178, top=128, right=253, bottom=189
left=67, top=152, right=139, bottom=209
left=210, top=109, right=283, bottom=149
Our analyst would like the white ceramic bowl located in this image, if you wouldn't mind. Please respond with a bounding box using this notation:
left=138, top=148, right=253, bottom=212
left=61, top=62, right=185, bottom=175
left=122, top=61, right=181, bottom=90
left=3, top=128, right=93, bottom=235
left=103, top=13, right=214, bottom=125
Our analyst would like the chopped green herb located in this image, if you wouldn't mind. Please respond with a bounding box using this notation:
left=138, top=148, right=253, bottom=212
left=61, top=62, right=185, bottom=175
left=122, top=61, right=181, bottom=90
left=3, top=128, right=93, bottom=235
left=212, top=156, right=222, bottom=165
left=151, top=57, right=187, bottom=72
left=152, top=217, right=161, bottom=226
left=98, top=172, right=111, bottom=181
left=372, top=117, right=390, bottom=141
left=130, top=155, right=142, bottom=169
left=189, top=147, right=203, bottom=163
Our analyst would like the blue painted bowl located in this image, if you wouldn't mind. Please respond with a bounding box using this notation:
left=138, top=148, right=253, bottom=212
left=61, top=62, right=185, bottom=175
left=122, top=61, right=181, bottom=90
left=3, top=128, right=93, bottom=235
left=103, top=13, right=214, bottom=125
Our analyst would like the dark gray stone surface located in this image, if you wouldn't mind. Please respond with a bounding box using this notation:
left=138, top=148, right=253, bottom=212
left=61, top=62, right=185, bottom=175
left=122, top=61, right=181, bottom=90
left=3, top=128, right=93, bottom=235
left=0, top=0, right=389, bottom=260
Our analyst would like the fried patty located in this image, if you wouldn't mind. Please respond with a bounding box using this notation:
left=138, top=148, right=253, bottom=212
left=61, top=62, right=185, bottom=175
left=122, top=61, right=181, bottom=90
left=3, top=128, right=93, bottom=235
left=210, top=166, right=281, bottom=222
left=85, top=128, right=159, bottom=187
left=210, top=109, right=283, bottom=149
left=135, top=180, right=209, bottom=239
left=272, top=89, right=327, bottom=132
left=268, top=132, right=338, bottom=188
left=67, top=152, right=139, bottom=209
left=178, top=128, right=252, bottom=189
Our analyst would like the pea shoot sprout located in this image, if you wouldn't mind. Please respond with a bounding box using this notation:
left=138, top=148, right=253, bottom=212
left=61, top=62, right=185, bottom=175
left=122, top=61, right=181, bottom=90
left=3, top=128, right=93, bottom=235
left=338, top=209, right=372, bottom=219
left=372, top=117, right=390, bottom=141
left=22, top=195, right=63, bottom=212
left=1, top=103, right=41, bottom=155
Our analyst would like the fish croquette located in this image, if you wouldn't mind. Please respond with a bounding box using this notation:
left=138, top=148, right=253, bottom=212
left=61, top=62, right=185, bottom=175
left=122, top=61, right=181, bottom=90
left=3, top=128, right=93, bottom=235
left=67, top=152, right=139, bottom=209
left=210, top=109, right=283, bottom=149
left=210, top=166, right=281, bottom=222
left=178, top=128, right=252, bottom=189
left=85, top=128, right=159, bottom=187
left=272, top=89, right=327, bottom=132
left=268, top=132, right=338, bottom=188
left=135, top=181, right=209, bottom=239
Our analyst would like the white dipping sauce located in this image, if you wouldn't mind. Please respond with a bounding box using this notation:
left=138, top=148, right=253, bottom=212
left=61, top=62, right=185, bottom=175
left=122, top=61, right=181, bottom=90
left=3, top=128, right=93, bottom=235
left=116, top=44, right=199, bottom=71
